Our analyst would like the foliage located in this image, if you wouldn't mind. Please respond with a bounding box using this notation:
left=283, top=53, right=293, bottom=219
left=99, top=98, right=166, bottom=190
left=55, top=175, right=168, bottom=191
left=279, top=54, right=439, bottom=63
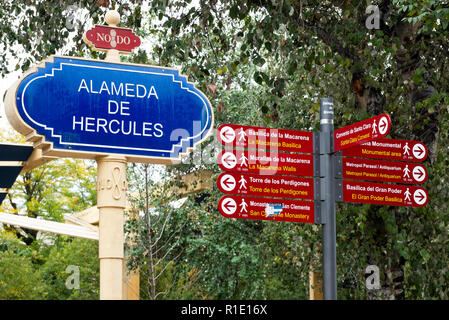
left=1, top=0, right=449, bottom=300
left=5, top=159, right=97, bottom=218
left=0, top=232, right=44, bottom=299
left=139, top=0, right=449, bottom=300
left=125, top=163, right=191, bottom=300
left=39, top=237, right=99, bottom=300
left=0, top=231, right=99, bottom=300
left=393, top=0, right=449, bottom=33
left=0, top=157, right=97, bottom=247
left=182, top=195, right=316, bottom=299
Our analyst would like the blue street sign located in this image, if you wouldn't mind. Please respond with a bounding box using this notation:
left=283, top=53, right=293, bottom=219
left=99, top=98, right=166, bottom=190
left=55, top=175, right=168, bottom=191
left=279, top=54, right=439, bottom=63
left=9, top=56, right=213, bottom=161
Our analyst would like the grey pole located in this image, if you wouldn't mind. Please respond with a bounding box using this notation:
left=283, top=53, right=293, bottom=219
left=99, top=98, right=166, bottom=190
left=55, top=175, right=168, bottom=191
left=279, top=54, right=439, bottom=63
left=319, top=98, right=337, bottom=300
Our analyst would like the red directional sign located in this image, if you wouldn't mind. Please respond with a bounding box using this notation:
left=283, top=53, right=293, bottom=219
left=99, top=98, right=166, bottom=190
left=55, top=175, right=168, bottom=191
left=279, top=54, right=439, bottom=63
left=340, top=158, right=428, bottom=184
left=217, top=172, right=315, bottom=200
left=217, top=124, right=314, bottom=153
left=218, top=195, right=315, bottom=223
left=217, top=149, right=315, bottom=177
left=83, top=25, right=141, bottom=53
left=342, top=138, right=428, bottom=162
left=334, top=114, right=391, bottom=152
left=340, top=180, right=429, bottom=207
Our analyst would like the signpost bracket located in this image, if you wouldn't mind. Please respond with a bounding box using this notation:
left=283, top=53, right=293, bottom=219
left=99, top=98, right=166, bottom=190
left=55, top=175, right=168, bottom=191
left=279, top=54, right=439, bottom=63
left=335, top=152, right=343, bottom=178
left=313, top=132, right=320, bottom=154
left=319, top=130, right=334, bottom=155
left=319, top=177, right=326, bottom=201
left=314, top=177, right=321, bottom=200
left=335, top=179, right=343, bottom=202
left=313, top=155, right=320, bottom=177
left=314, top=201, right=325, bottom=224
left=319, top=153, right=336, bottom=178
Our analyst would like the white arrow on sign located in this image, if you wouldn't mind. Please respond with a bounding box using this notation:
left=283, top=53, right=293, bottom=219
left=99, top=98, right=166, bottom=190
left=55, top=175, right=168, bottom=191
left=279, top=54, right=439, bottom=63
left=412, top=143, right=426, bottom=160
left=221, top=152, right=237, bottom=169
left=378, top=116, right=389, bottom=135
left=219, top=174, right=236, bottom=192
left=413, top=189, right=427, bottom=206
left=221, top=197, right=237, bottom=215
left=412, top=165, right=426, bottom=182
left=219, top=126, right=236, bottom=144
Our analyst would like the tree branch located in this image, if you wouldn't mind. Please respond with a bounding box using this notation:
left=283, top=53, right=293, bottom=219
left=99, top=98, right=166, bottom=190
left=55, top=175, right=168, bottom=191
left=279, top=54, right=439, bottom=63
left=153, top=219, right=187, bottom=256
left=151, top=211, right=171, bottom=249
left=155, top=249, right=184, bottom=281
left=154, top=241, right=179, bottom=268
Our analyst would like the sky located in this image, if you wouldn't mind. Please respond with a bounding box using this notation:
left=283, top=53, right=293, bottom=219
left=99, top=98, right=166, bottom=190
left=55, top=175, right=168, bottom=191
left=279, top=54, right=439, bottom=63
left=0, top=72, right=20, bottom=133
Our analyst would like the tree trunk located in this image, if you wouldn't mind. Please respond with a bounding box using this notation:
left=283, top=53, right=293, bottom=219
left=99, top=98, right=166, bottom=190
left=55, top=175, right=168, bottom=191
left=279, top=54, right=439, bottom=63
left=143, top=164, right=157, bottom=300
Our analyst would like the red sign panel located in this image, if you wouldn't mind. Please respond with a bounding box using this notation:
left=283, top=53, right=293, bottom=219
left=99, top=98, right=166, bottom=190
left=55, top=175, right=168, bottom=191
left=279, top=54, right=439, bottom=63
left=341, top=180, right=429, bottom=207
left=218, top=196, right=315, bottom=223
left=217, top=149, right=315, bottom=177
left=217, top=172, right=315, bottom=200
left=334, top=114, right=391, bottom=151
left=217, top=124, right=314, bottom=153
left=342, top=138, right=428, bottom=162
left=341, top=158, right=428, bottom=184
left=84, top=25, right=141, bottom=52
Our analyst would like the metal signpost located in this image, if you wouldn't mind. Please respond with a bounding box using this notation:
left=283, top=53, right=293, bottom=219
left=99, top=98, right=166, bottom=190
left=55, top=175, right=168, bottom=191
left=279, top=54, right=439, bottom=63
left=4, top=10, right=213, bottom=300
left=217, top=98, right=430, bottom=300
left=319, top=98, right=337, bottom=300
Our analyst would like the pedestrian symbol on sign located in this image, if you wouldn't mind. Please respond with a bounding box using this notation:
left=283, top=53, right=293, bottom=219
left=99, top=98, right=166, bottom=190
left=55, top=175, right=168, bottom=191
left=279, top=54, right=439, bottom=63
left=239, top=154, right=248, bottom=167
left=404, top=188, right=411, bottom=201
left=403, top=142, right=410, bottom=156
left=238, top=128, right=247, bottom=142
left=239, top=198, right=248, bottom=213
left=403, top=165, right=410, bottom=178
left=239, top=175, right=247, bottom=189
